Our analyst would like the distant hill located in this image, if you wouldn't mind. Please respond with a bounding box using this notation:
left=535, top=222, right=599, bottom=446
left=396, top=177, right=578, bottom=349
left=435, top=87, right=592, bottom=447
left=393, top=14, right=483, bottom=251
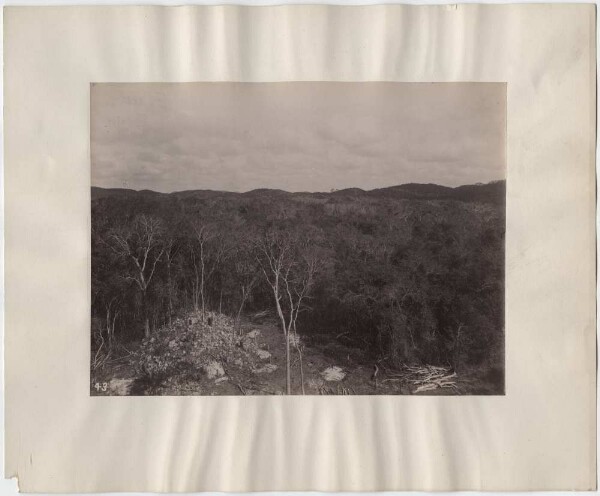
left=171, top=190, right=235, bottom=200
left=369, top=183, right=455, bottom=200
left=242, top=188, right=290, bottom=198
left=91, top=187, right=137, bottom=200
left=91, top=187, right=165, bottom=201
left=330, top=187, right=367, bottom=197
left=368, top=181, right=505, bottom=203
left=92, top=180, right=505, bottom=204
left=452, top=181, right=506, bottom=203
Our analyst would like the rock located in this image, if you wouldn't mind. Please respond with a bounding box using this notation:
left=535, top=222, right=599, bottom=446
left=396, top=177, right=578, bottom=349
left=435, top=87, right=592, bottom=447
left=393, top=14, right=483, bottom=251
left=168, top=340, right=177, bottom=348
left=202, top=361, right=225, bottom=379
left=247, top=329, right=261, bottom=338
left=108, top=378, right=134, bottom=395
left=255, top=349, right=271, bottom=360
left=214, top=377, right=229, bottom=385
left=253, top=364, right=278, bottom=374
left=241, top=338, right=256, bottom=351
left=234, top=358, right=244, bottom=367
left=321, top=366, right=346, bottom=382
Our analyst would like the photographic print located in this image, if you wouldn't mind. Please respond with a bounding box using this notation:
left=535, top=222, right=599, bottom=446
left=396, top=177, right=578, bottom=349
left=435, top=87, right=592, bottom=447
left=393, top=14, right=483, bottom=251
left=91, top=82, right=506, bottom=396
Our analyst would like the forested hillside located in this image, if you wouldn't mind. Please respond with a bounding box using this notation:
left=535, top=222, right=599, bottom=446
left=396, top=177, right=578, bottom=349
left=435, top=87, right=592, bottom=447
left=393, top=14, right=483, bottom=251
left=91, top=180, right=505, bottom=395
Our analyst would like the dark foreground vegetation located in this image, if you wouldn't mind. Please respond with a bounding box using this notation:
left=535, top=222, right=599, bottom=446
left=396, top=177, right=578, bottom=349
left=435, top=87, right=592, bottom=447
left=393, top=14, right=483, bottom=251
left=91, top=181, right=505, bottom=395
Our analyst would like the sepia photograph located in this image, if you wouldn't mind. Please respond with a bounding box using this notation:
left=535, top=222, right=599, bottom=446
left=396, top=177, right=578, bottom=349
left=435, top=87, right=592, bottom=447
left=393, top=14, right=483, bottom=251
left=90, top=82, right=506, bottom=396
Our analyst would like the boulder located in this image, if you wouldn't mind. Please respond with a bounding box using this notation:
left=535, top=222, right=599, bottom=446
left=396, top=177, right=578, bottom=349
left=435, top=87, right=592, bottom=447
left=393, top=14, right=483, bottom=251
left=253, top=364, right=278, bottom=374
left=255, top=349, right=271, bottom=360
left=108, top=378, right=134, bottom=396
left=241, top=338, right=256, bottom=351
left=321, top=366, right=346, bottom=382
left=202, top=360, right=225, bottom=379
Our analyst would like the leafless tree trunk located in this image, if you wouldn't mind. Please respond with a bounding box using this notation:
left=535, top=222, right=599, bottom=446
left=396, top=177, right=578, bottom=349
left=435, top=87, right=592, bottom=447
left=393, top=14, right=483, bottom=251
left=236, top=287, right=247, bottom=326
left=191, top=248, right=200, bottom=312
left=105, top=296, right=120, bottom=348
left=142, top=291, right=151, bottom=338
left=190, top=221, right=231, bottom=321
left=285, top=331, right=291, bottom=392
left=453, top=324, right=465, bottom=372
left=235, top=286, right=248, bottom=339
left=256, top=229, right=319, bottom=395
left=292, top=322, right=305, bottom=395
left=164, top=239, right=178, bottom=326
left=200, top=237, right=206, bottom=319
left=233, top=251, right=259, bottom=337
left=107, top=215, right=164, bottom=338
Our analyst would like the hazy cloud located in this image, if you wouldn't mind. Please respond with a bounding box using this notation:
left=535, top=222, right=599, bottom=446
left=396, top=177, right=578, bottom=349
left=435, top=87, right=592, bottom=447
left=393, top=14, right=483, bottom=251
left=91, top=82, right=506, bottom=193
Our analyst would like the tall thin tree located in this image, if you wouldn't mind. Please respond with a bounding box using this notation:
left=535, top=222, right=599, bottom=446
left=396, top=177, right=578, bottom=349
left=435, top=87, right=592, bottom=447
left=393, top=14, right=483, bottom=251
left=256, top=229, right=318, bottom=394
left=107, top=215, right=165, bottom=338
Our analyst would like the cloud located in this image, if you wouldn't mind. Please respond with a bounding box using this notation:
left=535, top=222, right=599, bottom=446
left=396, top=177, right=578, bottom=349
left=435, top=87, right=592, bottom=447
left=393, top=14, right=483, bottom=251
left=91, top=82, right=506, bottom=192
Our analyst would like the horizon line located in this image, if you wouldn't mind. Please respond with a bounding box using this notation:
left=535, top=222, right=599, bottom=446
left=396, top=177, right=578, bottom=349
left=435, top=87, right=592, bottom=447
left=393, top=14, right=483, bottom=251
left=90, top=179, right=506, bottom=196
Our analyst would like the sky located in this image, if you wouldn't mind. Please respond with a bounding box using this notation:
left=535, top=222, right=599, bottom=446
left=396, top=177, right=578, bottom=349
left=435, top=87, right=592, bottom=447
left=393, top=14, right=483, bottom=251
left=91, top=82, right=506, bottom=193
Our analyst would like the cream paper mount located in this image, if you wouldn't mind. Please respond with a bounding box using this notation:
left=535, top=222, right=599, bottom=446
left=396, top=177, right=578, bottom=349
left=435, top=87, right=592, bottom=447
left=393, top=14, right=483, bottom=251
left=4, top=4, right=597, bottom=492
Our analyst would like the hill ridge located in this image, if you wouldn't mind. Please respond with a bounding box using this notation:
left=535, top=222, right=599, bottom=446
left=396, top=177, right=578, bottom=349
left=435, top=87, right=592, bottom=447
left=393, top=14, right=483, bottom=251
left=92, top=179, right=505, bottom=199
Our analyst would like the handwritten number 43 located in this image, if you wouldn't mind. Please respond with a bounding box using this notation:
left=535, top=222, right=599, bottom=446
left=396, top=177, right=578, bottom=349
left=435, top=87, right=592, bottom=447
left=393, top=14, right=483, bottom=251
left=94, top=382, right=108, bottom=392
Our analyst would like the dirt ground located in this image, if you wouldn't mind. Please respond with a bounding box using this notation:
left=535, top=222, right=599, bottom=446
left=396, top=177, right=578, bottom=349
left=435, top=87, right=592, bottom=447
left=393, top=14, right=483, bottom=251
left=91, top=316, right=497, bottom=396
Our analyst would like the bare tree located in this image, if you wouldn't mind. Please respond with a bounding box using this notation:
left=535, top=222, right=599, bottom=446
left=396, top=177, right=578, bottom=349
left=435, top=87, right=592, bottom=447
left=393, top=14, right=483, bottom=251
left=163, top=237, right=180, bottom=326
left=256, top=229, right=319, bottom=394
left=189, top=220, right=231, bottom=319
left=108, top=215, right=165, bottom=338
left=290, top=325, right=306, bottom=395
left=91, top=294, right=121, bottom=370
left=231, top=238, right=260, bottom=337
left=104, top=295, right=121, bottom=348
left=283, top=249, right=318, bottom=395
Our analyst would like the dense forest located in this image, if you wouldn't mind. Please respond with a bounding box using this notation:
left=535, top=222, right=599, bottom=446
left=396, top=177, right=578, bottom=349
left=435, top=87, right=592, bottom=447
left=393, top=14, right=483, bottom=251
left=91, top=180, right=505, bottom=395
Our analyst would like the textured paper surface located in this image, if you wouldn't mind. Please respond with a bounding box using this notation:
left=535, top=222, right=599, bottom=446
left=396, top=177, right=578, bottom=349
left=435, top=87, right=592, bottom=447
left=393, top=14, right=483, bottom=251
left=4, top=4, right=596, bottom=492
